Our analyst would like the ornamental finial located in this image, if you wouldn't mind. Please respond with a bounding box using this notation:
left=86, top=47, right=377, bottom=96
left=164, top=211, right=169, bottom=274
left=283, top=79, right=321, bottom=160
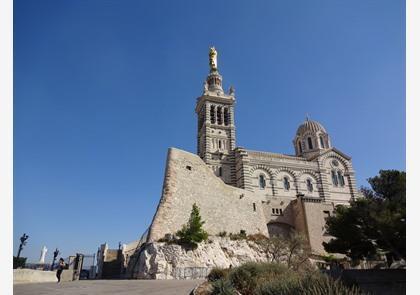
left=209, top=46, right=218, bottom=70
left=229, top=85, right=235, bottom=96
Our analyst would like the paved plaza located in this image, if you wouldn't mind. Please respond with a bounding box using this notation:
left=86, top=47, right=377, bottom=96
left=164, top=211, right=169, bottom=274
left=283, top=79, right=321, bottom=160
left=14, top=279, right=203, bottom=295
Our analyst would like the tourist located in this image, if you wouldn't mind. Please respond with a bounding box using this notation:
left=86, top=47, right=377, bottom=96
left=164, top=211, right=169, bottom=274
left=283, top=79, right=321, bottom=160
left=56, top=258, right=65, bottom=283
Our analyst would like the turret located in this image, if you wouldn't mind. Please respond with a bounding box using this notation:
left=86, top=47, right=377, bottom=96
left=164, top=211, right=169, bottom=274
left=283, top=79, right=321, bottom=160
left=293, top=117, right=331, bottom=157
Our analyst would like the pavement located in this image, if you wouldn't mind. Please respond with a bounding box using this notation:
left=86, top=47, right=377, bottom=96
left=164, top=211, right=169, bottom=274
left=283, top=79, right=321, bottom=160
left=13, top=279, right=204, bottom=295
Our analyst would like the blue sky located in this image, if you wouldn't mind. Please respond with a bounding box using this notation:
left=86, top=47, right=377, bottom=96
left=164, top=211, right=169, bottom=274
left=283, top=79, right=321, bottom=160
left=14, top=0, right=405, bottom=263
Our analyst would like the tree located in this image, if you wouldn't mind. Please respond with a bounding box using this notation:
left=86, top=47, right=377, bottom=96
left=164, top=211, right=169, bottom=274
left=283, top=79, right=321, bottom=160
left=257, top=232, right=311, bottom=271
left=322, top=199, right=378, bottom=261
left=284, top=232, right=312, bottom=271
left=176, top=203, right=208, bottom=249
left=323, top=170, right=406, bottom=263
left=13, top=256, right=27, bottom=269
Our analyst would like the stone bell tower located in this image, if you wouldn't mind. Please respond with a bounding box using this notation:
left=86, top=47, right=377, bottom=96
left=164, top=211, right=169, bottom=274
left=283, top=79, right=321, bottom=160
left=195, top=47, right=237, bottom=185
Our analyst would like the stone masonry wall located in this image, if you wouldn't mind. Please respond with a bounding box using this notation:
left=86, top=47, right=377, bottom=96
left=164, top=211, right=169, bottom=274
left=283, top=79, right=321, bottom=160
left=296, top=197, right=334, bottom=255
left=147, top=148, right=269, bottom=242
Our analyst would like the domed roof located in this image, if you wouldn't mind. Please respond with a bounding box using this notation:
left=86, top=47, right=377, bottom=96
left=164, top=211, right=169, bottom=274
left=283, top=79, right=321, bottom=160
left=296, top=119, right=327, bottom=136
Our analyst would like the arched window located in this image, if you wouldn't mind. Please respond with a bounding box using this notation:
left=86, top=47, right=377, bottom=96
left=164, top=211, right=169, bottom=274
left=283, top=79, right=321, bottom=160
left=338, top=171, right=345, bottom=186
left=308, top=137, right=313, bottom=150
left=283, top=177, right=290, bottom=191
left=331, top=171, right=338, bottom=186
left=219, top=166, right=223, bottom=177
left=306, top=179, right=314, bottom=192
left=259, top=175, right=266, bottom=189
left=217, top=106, right=222, bottom=125
left=210, top=105, right=215, bottom=124
left=223, top=107, right=229, bottom=125
left=218, top=140, right=222, bottom=149
left=320, top=136, right=325, bottom=148
left=298, top=141, right=303, bottom=153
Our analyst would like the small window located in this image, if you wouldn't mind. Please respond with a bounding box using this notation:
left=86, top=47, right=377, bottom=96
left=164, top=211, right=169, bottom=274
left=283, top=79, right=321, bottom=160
left=186, top=166, right=192, bottom=171
left=306, top=179, right=313, bottom=192
left=218, top=140, right=222, bottom=149
left=253, top=203, right=256, bottom=212
left=224, top=107, right=229, bottom=126
left=338, top=171, right=345, bottom=186
left=219, top=167, right=223, bottom=177
left=217, top=106, right=222, bottom=125
left=320, top=137, right=325, bottom=148
left=272, top=208, right=283, bottom=216
left=210, top=105, right=215, bottom=124
left=308, top=137, right=313, bottom=150
left=283, top=177, right=290, bottom=191
left=331, top=171, right=338, bottom=186
left=259, top=175, right=266, bottom=189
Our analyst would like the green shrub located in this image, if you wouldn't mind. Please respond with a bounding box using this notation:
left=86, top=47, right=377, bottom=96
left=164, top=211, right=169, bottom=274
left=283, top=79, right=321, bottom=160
left=247, top=233, right=268, bottom=242
left=217, top=231, right=227, bottom=237
left=210, top=279, right=236, bottom=295
left=255, top=272, right=363, bottom=295
left=207, top=267, right=230, bottom=282
left=13, top=257, right=27, bottom=269
left=228, top=262, right=290, bottom=295
left=229, top=230, right=247, bottom=240
left=208, top=262, right=362, bottom=295
left=176, top=203, right=208, bottom=249
left=157, top=234, right=175, bottom=243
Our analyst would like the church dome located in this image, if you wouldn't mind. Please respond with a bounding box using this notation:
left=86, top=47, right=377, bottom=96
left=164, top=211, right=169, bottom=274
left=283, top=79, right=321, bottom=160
left=296, top=119, right=327, bottom=136
left=293, top=118, right=331, bottom=157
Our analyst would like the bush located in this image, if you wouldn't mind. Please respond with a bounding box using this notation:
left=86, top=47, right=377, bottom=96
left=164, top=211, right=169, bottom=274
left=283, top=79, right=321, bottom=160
left=210, top=279, right=236, bottom=295
left=157, top=234, right=176, bottom=243
left=207, top=267, right=230, bottom=282
left=229, top=230, right=247, bottom=240
left=207, top=262, right=361, bottom=295
left=176, top=203, right=208, bottom=249
left=217, top=231, right=227, bottom=237
left=13, top=256, right=27, bottom=269
left=247, top=233, right=269, bottom=242
left=255, top=272, right=362, bottom=295
left=228, top=262, right=290, bottom=295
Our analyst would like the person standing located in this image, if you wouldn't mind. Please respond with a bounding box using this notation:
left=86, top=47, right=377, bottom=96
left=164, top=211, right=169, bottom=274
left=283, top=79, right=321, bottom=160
left=56, top=258, right=65, bottom=283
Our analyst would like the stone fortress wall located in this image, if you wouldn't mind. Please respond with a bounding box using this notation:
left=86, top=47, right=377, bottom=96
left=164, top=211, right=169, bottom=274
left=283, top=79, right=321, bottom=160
left=147, top=148, right=269, bottom=242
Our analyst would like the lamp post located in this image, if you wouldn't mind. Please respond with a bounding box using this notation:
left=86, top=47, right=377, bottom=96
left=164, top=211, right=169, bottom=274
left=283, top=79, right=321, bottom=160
left=16, top=233, right=29, bottom=259
left=51, top=248, right=59, bottom=270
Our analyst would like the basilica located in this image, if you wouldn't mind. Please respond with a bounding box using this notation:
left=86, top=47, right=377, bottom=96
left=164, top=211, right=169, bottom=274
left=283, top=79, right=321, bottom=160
left=97, top=48, right=360, bottom=278
left=146, top=47, right=359, bottom=254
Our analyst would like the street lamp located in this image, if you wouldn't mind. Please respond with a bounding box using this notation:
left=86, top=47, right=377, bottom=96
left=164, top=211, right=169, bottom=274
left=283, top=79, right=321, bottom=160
left=16, top=233, right=29, bottom=259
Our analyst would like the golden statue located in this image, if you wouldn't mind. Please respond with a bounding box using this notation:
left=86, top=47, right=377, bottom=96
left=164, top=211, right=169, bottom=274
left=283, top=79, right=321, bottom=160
left=209, top=46, right=218, bottom=70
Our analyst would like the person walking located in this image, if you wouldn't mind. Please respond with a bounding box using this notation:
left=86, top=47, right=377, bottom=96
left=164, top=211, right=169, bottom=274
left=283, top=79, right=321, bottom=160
left=56, top=258, right=65, bottom=283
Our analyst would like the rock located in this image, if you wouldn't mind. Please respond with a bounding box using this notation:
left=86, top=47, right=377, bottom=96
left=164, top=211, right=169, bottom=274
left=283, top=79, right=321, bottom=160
left=133, top=236, right=269, bottom=279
